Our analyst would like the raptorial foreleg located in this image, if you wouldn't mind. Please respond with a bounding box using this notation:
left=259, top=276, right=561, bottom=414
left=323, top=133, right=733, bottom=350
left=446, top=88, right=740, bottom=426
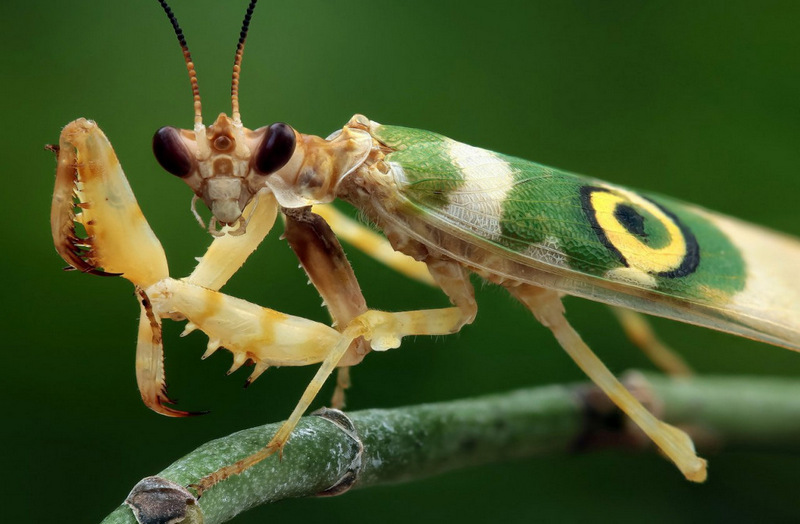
left=190, top=304, right=466, bottom=496
left=183, top=190, right=279, bottom=291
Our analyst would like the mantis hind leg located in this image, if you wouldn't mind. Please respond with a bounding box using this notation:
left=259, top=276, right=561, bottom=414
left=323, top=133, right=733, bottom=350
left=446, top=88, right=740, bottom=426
left=507, top=284, right=707, bottom=483
left=610, top=307, right=693, bottom=377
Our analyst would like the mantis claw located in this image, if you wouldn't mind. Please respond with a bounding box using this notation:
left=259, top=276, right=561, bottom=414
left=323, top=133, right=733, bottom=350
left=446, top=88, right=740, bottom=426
left=50, top=119, right=169, bottom=287
left=50, top=146, right=118, bottom=276
left=50, top=122, right=195, bottom=416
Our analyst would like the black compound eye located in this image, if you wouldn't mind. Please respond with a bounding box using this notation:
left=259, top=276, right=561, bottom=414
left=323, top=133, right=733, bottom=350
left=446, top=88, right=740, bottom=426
left=153, top=126, right=193, bottom=177
left=254, top=122, right=296, bottom=175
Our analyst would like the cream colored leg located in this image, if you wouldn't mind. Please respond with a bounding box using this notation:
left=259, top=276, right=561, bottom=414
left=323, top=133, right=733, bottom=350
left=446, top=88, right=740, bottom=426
left=509, top=285, right=706, bottom=483
left=610, top=307, right=693, bottom=377
left=184, top=191, right=279, bottom=291
left=51, top=119, right=169, bottom=287
left=134, top=289, right=194, bottom=417
left=161, top=208, right=476, bottom=494
left=147, top=278, right=345, bottom=370
left=191, top=305, right=465, bottom=495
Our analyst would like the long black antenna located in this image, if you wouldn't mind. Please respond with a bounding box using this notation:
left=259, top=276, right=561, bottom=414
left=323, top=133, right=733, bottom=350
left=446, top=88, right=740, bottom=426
left=231, top=0, right=259, bottom=125
left=157, top=0, right=203, bottom=126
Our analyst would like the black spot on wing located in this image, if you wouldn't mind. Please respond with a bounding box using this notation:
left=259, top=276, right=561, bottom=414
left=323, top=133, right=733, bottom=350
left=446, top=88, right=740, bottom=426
left=614, top=204, right=648, bottom=241
left=580, top=185, right=701, bottom=279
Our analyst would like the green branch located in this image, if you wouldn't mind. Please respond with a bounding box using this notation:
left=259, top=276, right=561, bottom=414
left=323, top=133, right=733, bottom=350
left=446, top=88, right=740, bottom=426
left=101, top=373, right=800, bottom=524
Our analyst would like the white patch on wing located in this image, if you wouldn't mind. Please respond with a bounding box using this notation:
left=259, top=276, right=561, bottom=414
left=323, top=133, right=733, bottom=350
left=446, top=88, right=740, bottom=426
left=441, top=141, right=515, bottom=240
left=388, top=162, right=408, bottom=185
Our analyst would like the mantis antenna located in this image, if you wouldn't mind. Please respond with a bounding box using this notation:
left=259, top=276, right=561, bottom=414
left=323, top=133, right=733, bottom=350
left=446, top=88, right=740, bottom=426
left=157, top=0, right=203, bottom=127
left=231, top=0, right=259, bottom=126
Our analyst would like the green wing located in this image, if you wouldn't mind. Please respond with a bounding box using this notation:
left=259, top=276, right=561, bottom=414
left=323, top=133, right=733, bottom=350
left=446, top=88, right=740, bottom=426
left=369, top=123, right=800, bottom=350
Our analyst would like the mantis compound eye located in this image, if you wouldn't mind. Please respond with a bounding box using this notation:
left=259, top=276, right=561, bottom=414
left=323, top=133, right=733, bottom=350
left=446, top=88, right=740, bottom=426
left=254, top=122, right=296, bottom=175
left=153, top=126, right=194, bottom=177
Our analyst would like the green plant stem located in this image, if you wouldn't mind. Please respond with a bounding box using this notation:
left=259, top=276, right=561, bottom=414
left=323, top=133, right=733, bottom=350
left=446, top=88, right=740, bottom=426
left=101, top=374, right=800, bottom=524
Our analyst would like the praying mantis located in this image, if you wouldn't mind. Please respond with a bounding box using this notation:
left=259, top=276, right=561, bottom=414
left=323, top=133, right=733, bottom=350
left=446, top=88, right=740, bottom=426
left=48, top=0, right=800, bottom=504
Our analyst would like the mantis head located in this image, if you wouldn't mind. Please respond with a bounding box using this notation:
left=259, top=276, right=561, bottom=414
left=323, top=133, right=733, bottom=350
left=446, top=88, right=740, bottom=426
left=151, top=0, right=372, bottom=236
left=153, top=113, right=297, bottom=236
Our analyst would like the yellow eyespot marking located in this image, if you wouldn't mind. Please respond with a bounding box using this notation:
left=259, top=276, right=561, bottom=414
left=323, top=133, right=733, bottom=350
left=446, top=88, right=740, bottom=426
left=581, top=185, right=700, bottom=279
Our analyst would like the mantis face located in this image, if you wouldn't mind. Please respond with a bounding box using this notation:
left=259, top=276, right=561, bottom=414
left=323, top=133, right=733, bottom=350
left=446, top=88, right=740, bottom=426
left=153, top=112, right=297, bottom=235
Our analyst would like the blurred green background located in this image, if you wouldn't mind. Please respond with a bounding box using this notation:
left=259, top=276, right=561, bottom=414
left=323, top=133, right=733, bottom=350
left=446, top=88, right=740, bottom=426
left=3, top=1, right=800, bottom=522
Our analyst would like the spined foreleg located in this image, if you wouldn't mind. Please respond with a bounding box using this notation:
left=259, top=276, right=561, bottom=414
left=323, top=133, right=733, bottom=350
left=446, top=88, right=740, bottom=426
left=189, top=303, right=467, bottom=496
